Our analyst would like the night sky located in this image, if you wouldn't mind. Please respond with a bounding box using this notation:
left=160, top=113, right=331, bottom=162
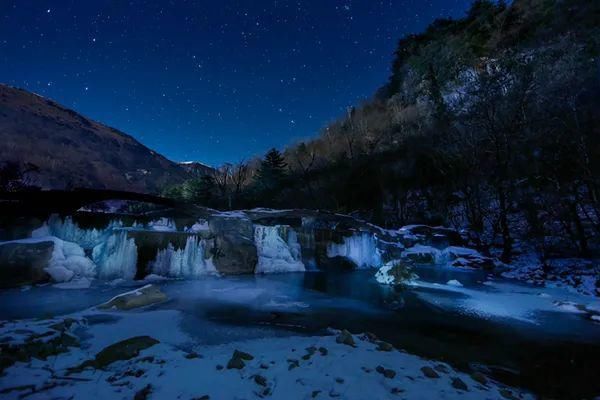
left=0, top=1, right=473, bottom=166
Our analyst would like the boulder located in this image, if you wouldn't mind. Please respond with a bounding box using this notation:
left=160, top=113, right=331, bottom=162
left=208, top=215, right=257, bottom=274
left=98, top=284, right=167, bottom=310
left=72, top=336, right=159, bottom=371
left=0, top=240, right=53, bottom=287
left=401, top=245, right=440, bottom=264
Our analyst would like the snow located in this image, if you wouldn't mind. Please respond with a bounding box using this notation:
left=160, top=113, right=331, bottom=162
left=148, top=236, right=217, bottom=278
left=375, top=262, right=396, bottom=284
left=401, top=244, right=441, bottom=262
left=327, top=232, right=382, bottom=268
left=0, top=236, right=97, bottom=283
left=148, top=217, right=177, bottom=232
left=447, top=279, right=463, bottom=287
left=0, top=314, right=534, bottom=400
left=53, top=277, right=92, bottom=289
left=409, top=279, right=600, bottom=323
left=92, top=231, right=138, bottom=280
left=254, top=225, right=305, bottom=273
left=186, top=219, right=210, bottom=232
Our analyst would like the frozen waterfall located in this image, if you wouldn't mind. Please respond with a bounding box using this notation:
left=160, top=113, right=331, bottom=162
left=32, top=215, right=123, bottom=249
left=92, top=231, right=138, bottom=280
left=327, top=232, right=382, bottom=268
left=148, top=236, right=216, bottom=278
left=254, top=225, right=305, bottom=273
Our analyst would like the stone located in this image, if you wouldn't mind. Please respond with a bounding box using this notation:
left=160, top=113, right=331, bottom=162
left=376, top=341, right=394, bottom=352
left=451, top=377, right=468, bottom=391
left=134, top=384, right=152, bottom=400
left=254, top=374, right=267, bottom=386
left=499, top=389, right=519, bottom=400
left=98, top=285, right=167, bottom=310
left=470, top=371, right=488, bottom=385
left=72, top=336, right=159, bottom=371
left=0, top=241, right=53, bottom=288
left=318, top=347, right=328, bottom=356
left=208, top=215, right=258, bottom=275
left=434, top=364, right=449, bottom=373
left=336, top=330, right=355, bottom=347
left=420, top=366, right=440, bottom=378
left=376, top=365, right=396, bottom=379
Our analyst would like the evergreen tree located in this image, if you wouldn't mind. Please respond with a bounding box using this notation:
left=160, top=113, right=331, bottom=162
left=255, top=148, right=287, bottom=192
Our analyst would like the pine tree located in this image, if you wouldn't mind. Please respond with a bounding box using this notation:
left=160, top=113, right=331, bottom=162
left=255, top=148, right=287, bottom=192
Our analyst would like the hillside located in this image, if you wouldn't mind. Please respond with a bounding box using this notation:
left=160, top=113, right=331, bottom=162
left=165, top=0, right=599, bottom=263
left=0, top=84, right=190, bottom=193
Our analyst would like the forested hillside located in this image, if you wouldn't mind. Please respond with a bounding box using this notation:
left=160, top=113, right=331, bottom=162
left=165, top=0, right=600, bottom=262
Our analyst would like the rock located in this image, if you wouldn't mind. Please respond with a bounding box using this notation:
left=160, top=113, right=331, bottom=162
left=434, top=364, right=449, bottom=374
left=336, top=330, right=355, bottom=347
left=185, top=351, right=201, bottom=359
left=215, top=364, right=223, bottom=370
left=287, top=359, right=300, bottom=370
left=233, top=349, right=254, bottom=360
left=391, top=387, right=405, bottom=395
left=401, top=245, right=439, bottom=264
left=226, top=357, right=245, bottom=370
left=499, top=389, right=519, bottom=400
left=253, top=374, right=267, bottom=387
left=226, top=349, right=254, bottom=369
left=451, top=377, right=468, bottom=391
left=208, top=215, right=258, bottom=275
left=0, top=241, right=53, bottom=287
left=311, top=390, right=321, bottom=398
left=134, top=384, right=152, bottom=400
left=192, top=396, right=210, bottom=400
left=376, top=365, right=396, bottom=379
left=318, top=347, right=328, bottom=356
left=335, top=377, right=344, bottom=384
left=420, top=366, right=440, bottom=378
left=98, top=285, right=167, bottom=310
left=376, top=341, right=394, bottom=352
left=72, top=336, right=159, bottom=371
left=470, top=371, right=488, bottom=385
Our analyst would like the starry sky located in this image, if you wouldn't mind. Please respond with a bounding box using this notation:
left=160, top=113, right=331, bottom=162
left=0, top=0, right=473, bottom=166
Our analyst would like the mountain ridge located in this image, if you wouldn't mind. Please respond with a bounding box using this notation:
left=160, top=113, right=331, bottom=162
left=0, top=83, right=195, bottom=193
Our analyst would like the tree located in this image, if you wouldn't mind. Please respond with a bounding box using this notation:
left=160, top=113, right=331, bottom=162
left=255, top=148, right=287, bottom=191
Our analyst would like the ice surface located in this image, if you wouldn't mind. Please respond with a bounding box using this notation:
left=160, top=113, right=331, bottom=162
left=254, top=225, right=305, bottom=273
left=327, top=232, right=382, bottom=268
left=148, top=236, right=216, bottom=278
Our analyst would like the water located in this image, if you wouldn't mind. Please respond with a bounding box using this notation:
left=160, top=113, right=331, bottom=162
left=1, top=267, right=599, bottom=398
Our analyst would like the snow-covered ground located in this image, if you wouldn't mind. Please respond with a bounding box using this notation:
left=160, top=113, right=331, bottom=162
left=0, top=306, right=533, bottom=400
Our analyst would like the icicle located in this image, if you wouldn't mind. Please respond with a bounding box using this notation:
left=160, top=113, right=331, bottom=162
left=148, top=236, right=216, bottom=278
left=254, top=225, right=305, bottom=273
left=327, top=232, right=382, bottom=268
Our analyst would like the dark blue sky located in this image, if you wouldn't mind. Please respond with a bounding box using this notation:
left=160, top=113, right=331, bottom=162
left=0, top=0, right=473, bottom=166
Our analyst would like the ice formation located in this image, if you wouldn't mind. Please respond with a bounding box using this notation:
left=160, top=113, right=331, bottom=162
left=32, top=215, right=123, bottom=249
left=148, top=218, right=177, bottom=232
left=254, top=225, right=305, bottom=273
left=92, top=231, right=138, bottom=280
left=148, top=236, right=216, bottom=278
left=0, top=236, right=97, bottom=283
left=326, top=232, right=382, bottom=268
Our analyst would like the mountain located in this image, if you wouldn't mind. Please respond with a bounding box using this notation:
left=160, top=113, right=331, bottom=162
left=0, top=84, right=192, bottom=193
left=178, top=161, right=215, bottom=177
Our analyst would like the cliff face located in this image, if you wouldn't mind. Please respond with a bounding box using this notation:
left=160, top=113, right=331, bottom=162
left=0, top=84, right=190, bottom=193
